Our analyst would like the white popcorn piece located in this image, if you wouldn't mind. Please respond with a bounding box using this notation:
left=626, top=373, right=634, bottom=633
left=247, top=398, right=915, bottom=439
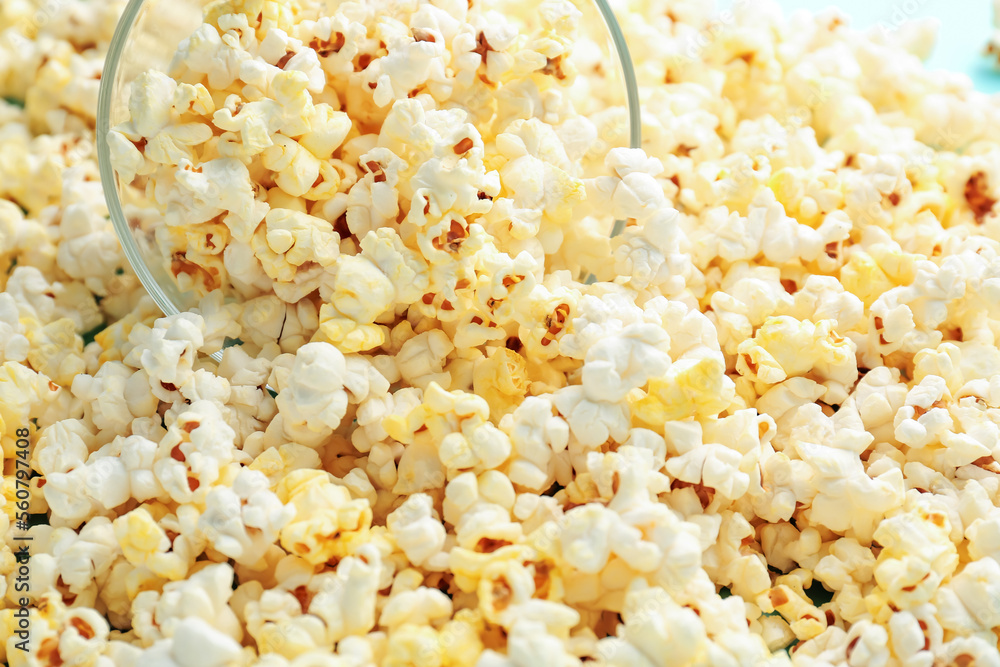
left=131, top=562, right=242, bottom=644
left=380, top=586, right=453, bottom=628
left=198, top=468, right=294, bottom=565
left=302, top=544, right=383, bottom=643
left=386, top=493, right=447, bottom=567
left=395, top=330, right=455, bottom=390
left=275, top=341, right=350, bottom=433
left=552, top=385, right=631, bottom=450
left=580, top=322, right=671, bottom=404
left=500, top=395, right=570, bottom=491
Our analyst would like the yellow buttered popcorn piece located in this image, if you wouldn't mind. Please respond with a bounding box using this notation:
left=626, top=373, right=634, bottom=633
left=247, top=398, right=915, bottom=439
left=840, top=245, right=921, bottom=309
left=25, top=318, right=85, bottom=387
left=314, top=253, right=402, bottom=353
left=275, top=469, right=373, bottom=565
left=471, top=347, right=528, bottom=422
left=332, top=255, right=395, bottom=318
left=631, top=355, right=734, bottom=425
left=840, top=251, right=895, bottom=308
left=203, top=0, right=295, bottom=35
left=314, top=312, right=387, bottom=354
left=736, top=316, right=857, bottom=390
left=113, top=507, right=170, bottom=567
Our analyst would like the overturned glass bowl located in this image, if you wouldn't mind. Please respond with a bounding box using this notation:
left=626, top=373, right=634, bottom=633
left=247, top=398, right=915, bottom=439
left=97, top=0, right=641, bottom=360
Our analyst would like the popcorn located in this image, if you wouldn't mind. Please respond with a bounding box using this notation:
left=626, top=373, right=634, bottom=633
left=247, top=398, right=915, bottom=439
left=275, top=469, right=373, bottom=565
left=579, top=323, right=671, bottom=404
left=813, top=538, right=876, bottom=592
left=317, top=254, right=399, bottom=352
left=306, top=545, right=382, bottom=643
left=631, top=354, right=734, bottom=426
left=243, top=588, right=330, bottom=657
left=394, top=330, right=455, bottom=391
left=380, top=586, right=453, bottom=629
left=470, top=347, right=527, bottom=421
left=131, top=562, right=243, bottom=644
left=198, top=468, right=294, bottom=565
left=275, top=342, right=350, bottom=433
left=736, top=316, right=858, bottom=397
left=262, top=208, right=340, bottom=272
left=933, top=636, right=1000, bottom=667
left=359, top=228, right=430, bottom=307
left=123, top=313, right=206, bottom=397
left=386, top=493, right=446, bottom=568
left=611, top=209, right=684, bottom=292
left=935, top=557, right=1000, bottom=633
left=386, top=382, right=513, bottom=476
left=162, top=157, right=269, bottom=241
left=596, top=579, right=776, bottom=667
left=499, top=395, right=569, bottom=491
left=153, top=399, right=241, bottom=505
left=15, top=0, right=1000, bottom=663
left=666, top=443, right=748, bottom=503
left=867, top=500, right=958, bottom=618
left=159, top=617, right=245, bottom=667
left=33, top=418, right=94, bottom=476
left=552, top=385, right=630, bottom=450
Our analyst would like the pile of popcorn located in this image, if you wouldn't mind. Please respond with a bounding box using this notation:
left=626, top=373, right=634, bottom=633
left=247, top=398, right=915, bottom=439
left=4, top=0, right=1000, bottom=664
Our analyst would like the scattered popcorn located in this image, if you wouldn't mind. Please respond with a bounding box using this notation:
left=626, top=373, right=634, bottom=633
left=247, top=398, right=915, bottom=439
left=8, top=0, right=1000, bottom=664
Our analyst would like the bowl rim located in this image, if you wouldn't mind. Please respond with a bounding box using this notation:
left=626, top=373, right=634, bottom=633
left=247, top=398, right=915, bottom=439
left=97, top=0, right=182, bottom=319
left=96, top=0, right=642, bottom=319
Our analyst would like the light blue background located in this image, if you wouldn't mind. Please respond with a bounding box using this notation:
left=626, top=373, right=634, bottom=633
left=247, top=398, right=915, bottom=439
left=750, top=0, right=1000, bottom=93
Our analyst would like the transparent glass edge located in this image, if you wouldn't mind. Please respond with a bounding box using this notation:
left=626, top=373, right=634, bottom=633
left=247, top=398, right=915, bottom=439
left=97, top=0, right=180, bottom=319
left=592, top=0, right=641, bottom=151
left=592, top=0, right=640, bottom=239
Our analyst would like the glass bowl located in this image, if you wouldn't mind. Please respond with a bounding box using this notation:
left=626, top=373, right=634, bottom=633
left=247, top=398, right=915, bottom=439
left=96, top=0, right=642, bottom=335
